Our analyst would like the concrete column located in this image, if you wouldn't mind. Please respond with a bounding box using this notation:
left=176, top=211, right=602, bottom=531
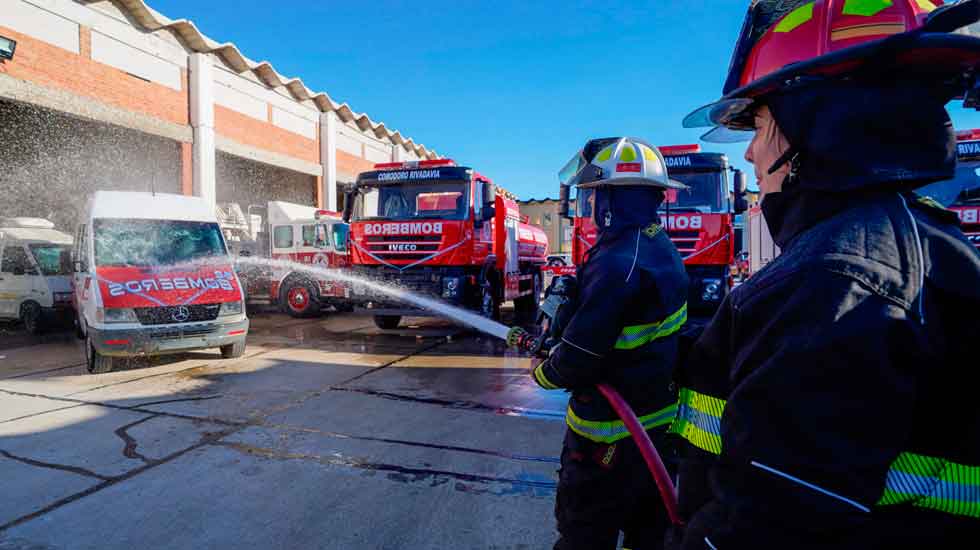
left=189, top=53, right=216, bottom=207
left=320, top=111, right=338, bottom=211
left=392, top=142, right=402, bottom=163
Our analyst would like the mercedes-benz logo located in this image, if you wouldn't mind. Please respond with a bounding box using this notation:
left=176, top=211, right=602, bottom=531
left=171, top=306, right=190, bottom=323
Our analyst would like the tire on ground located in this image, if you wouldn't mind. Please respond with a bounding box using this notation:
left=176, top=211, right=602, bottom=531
left=373, top=315, right=401, bottom=330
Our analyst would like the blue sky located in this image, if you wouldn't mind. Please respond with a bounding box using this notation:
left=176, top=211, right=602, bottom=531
left=151, top=0, right=980, bottom=198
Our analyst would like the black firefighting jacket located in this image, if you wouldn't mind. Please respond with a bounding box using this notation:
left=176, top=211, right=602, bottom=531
left=671, top=190, right=980, bottom=549
left=533, top=216, right=689, bottom=444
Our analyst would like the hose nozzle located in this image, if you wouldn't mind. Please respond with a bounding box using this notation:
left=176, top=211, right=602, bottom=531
left=507, top=327, right=531, bottom=349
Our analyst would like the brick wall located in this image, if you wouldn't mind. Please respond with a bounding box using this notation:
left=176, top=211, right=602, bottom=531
left=0, top=25, right=188, bottom=126
left=215, top=105, right=318, bottom=165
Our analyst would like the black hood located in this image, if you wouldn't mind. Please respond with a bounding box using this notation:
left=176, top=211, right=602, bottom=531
left=766, top=80, right=956, bottom=192
left=593, top=185, right=665, bottom=237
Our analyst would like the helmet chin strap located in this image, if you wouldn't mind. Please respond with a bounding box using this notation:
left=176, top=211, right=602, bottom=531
left=767, top=148, right=801, bottom=189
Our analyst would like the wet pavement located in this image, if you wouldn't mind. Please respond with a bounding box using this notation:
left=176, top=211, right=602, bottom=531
left=0, top=309, right=566, bottom=549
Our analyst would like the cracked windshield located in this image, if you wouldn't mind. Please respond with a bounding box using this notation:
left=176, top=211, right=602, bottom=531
left=1, top=1, right=979, bottom=549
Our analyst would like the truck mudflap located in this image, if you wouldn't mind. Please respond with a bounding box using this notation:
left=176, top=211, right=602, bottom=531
left=89, top=318, right=249, bottom=357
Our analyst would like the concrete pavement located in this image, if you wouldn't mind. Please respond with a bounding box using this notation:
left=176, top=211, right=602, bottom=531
left=0, top=311, right=566, bottom=549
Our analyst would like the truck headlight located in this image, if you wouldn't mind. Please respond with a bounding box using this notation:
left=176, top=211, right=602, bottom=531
left=701, top=279, right=722, bottom=302
left=219, top=301, right=243, bottom=316
left=99, top=307, right=137, bottom=324
left=442, top=277, right=460, bottom=298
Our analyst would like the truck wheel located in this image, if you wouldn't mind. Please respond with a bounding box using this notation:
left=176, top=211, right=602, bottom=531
left=281, top=280, right=321, bottom=318
left=220, top=340, right=246, bottom=359
left=514, top=273, right=542, bottom=319
left=20, top=302, right=43, bottom=335
left=479, top=279, right=501, bottom=321
left=86, top=337, right=115, bottom=374
left=373, top=315, right=401, bottom=330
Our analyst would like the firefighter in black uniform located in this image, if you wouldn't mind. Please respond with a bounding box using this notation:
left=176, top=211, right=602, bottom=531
left=532, top=137, right=689, bottom=550
left=669, top=1, right=980, bottom=548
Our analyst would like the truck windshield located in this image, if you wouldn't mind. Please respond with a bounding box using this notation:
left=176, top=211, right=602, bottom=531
left=916, top=160, right=980, bottom=206
left=28, top=244, right=71, bottom=276
left=93, top=219, right=228, bottom=267
left=332, top=224, right=349, bottom=251
left=661, top=170, right=726, bottom=212
left=353, top=181, right=469, bottom=221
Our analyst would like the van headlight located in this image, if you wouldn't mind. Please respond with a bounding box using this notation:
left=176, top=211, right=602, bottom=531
left=219, top=301, right=243, bottom=316
left=99, top=307, right=137, bottom=324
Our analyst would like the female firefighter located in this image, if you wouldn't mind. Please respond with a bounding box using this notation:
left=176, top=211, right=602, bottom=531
left=669, top=1, right=980, bottom=548
left=532, top=137, right=689, bottom=550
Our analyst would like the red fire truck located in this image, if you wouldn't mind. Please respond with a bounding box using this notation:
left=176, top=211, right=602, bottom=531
left=936, top=129, right=980, bottom=251
left=217, top=201, right=353, bottom=318
left=744, top=128, right=980, bottom=279
left=559, top=144, right=748, bottom=320
left=342, top=159, right=548, bottom=329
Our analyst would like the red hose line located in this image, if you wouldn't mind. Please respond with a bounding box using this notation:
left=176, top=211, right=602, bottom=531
left=596, top=383, right=683, bottom=526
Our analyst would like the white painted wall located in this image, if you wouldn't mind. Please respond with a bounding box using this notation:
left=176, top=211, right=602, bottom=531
left=364, top=141, right=391, bottom=164
left=90, top=31, right=182, bottom=90
left=0, top=1, right=80, bottom=54
left=213, top=78, right=267, bottom=121
left=212, top=65, right=318, bottom=139
left=272, top=107, right=316, bottom=140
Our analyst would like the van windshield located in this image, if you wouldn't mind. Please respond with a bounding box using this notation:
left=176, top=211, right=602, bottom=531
left=28, top=244, right=72, bottom=275
left=94, top=219, right=228, bottom=267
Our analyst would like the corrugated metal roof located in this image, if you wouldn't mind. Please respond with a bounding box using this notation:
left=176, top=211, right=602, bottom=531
left=114, top=0, right=440, bottom=160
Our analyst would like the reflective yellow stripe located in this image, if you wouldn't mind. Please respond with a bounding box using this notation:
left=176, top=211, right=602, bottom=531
left=915, top=0, right=937, bottom=12
left=614, top=303, right=687, bottom=350
left=566, top=402, right=677, bottom=443
left=774, top=2, right=814, bottom=33
left=533, top=364, right=560, bottom=390
left=669, top=387, right=725, bottom=455
left=595, top=145, right=614, bottom=162
left=877, top=452, right=980, bottom=518
left=619, top=144, right=637, bottom=162
left=842, top=0, right=892, bottom=17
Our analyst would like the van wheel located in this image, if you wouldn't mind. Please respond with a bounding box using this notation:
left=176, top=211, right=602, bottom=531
left=220, top=341, right=246, bottom=359
left=86, top=337, right=115, bottom=374
left=281, top=280, right=321, bottom=318
left=373, top=315, right=401, bottom=330
left=20, top=302, right=43, bottom=335
left=75, top=313, right=87, bottom=340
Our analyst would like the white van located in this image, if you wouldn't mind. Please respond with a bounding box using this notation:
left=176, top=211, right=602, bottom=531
left=0, top=218, right=74, bottom=334
left=73, top=191, right=249, bottom=373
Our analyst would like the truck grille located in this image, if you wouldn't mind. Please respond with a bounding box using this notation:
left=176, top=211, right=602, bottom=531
left=668, top=230, right=700, bottom=254
left=134, top=304, right=221, bottom=325
left=363, top=235, right=444, bottom=262
left=354, top=266, right=443, bottom=296
left=147, top=324, right=219, bottom=340
left=962, top=221, right=979, bottom=252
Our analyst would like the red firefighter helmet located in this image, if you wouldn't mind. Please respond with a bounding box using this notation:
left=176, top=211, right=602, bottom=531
left=685, top=0, right=980, bottom=141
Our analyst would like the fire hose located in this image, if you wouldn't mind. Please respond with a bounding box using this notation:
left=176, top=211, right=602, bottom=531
left=507, top=323, right=683, bottom=526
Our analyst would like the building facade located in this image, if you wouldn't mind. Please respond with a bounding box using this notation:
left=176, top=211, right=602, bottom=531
left=517, top=198, right=572, bottom=255
left=0, top=0, right=439, bottom=231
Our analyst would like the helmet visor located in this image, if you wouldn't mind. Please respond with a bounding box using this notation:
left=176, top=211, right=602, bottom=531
left=683, top=98, right=756, bottom=129
left=700, top=126, right=755, bottom=143
left=558, top=150, right=587, bottom=187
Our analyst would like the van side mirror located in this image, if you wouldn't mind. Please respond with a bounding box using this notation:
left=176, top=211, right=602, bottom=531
left=12, top=266, right=25, bottom=276
left=733, top=170, right=749, bottom=215
left=73, top=260, right=86, bottom=273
